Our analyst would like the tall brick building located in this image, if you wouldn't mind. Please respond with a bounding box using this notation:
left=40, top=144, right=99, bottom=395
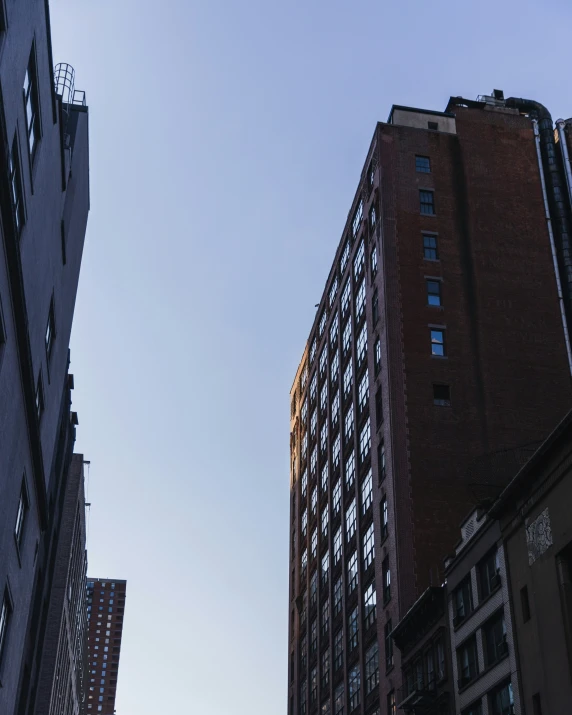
left=0, top=0, right=90, bottom=711
left=86, top=578, right=127, bottom=714
left=287, top=93, right=572, bottom=715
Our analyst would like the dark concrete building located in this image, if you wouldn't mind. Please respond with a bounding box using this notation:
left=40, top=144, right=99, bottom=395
left=0, top=0, right=90, bottom=711
left=392, top=587, right=452, bottom=715
left=287, top=92, right=572, bottom=715
left=86, top=578, right=127, bottom=714
left=33, top=454, right=89, bottom=715
left=490, top=410, right=572, bottom=714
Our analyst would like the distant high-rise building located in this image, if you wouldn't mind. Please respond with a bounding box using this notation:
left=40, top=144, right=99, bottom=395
left=287, top=92, right=572, bottom=714
left=86, top=579, right=127, bottom=714
left=0, top=0, right=90, bottom=711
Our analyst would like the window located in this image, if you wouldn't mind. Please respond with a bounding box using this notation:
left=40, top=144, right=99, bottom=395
left=365, top=642, right=379, bottom=694
left=321, top=423, right=328, bottom=453
left=382, top=556, right=391, bottom=603
left=453, top=577, right=473, bottom=625
left=331, top=391, right=339, bottom=426
left=334, top=683, right=344, bottom=715
left=311, top=616, right=317, bottom=650
left=428, top=121, right=438, bottom=130
left=348, top=665, right=360, bottom=711
left=334, top=629, right=344, bottom=670
left=489, top=681, right=514, bottom=715
left=333, top=481, right=341, bottom=514
left=427, top=280, right=442, bottom=306
left=302, top=509, right=308, bottom=535
left=375, top=386, right=383, bottom=427
left=45, top=300, right=56, bottom=358
left=357, top=324, right=367, bottom=364
left=347, top=551, right=358, bottom=593
left=354, top=240, right=365, bottom=277
left=341, top=280, right=351, bottom=315
left=374, top=338, right=381, bottom=373
left=415, top=155, right=431, bottom=173
left=320, top=383, right=328, bottom=413
left=358, top=374, right=369, bottom=411
left=520, top=585, right=531, bottom=622
left=330, top=312, right=339, bottom=345
left=331, top=352, right=339, bottom=383
left=345, top=451, right=355, bottom=489
left=461, top=703, right=483, bottom=715
left=346, top=499, right=356, bottom=540
left=457, top=636, right=478, bottom=687
left=483, top=611, right=507, bottom=666
left=302, top=470, right=308, bottom=497
left=311, top=528, right=318, bottom=558
left=372, top=288, right=379, bottom=324
left=334, top=527, right=342, bottom=564
left=300, top=680, right=307, bottom=715
left=387, top=691, right=396, bottom=715
left=9, top=135, right=25, bottom=235
left=425, top=646, right=435, bottom=688
left=321, top=462, right=329, bottom=492
left=321, top=598, right=330, bottom=636
left=322, top=505, right=329, bottom=536
left=363, top=523, right=374, bottom=569
left=436, top=638, right=446, bottom=681
left=329, top=278, right=339, bottom=307
left=333, top=434, right=341, bottom=467
left=364, top=582, right=376, bottom=629
left=35, top=372, right=44, bottom=421
left=310, top=447, right=317, bottom=474
left=355, top=280, right=366, bottom=320
left=384, top=619, right=394, bottom=670
left=352, top=201, right=363, bottom=237
left=359, top=418, right=371, bottom=461
left=479, top=549, right=501, bottom=599
left=340, top=242, right=350, bottom=274
left=310, top=375, right=317, bottom=402
left=423, top=234, right=439, bottom=261
left=348, top=607, right=359, bottom=650
left=343, top=360, right=353, bottom=396
left=362, top=470, right=372, bottom=513
left=321, top=648, right=330, bottom=689
left=342, top=320, right=351, bottom=354
left=532, top=694, right=542, bottom=715
left=371, top=243, right=378, bottom=274
left=310, top=666, right=317, bottom=702
left=0, top=588, right=11, bottom=664
left=420, top=190, right=435, bottom=215
left=320, top=348, right=328, bottom=377
left=24, top=51, right=41, bottom=157
left=302, top=432, right=308, bottom=459
left=433, top=384, right=451, bottom=406
left=14, top=482, right=28, bottom=548
left=381, top=497, right=388, bottom=538
left=319, top=311, right=327, bottom=336
left=334, top=577, right=343, bottom=616
left=344, top=405, right=354, bottom=441
left=310, top=338, right=317, bottom=364
left=430, top=329, right=445, bottom=357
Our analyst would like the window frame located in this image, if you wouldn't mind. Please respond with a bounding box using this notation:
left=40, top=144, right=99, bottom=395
left=430, top=328, right=446, bottom=357
left=423, top=233, right=439, bottom=261
left=419, top=189, right=436, bottom=216
left=426, top=279, right=442, bottom=307
left=23, top=45, right=42, bottom=161
left=415, top=155, right=431, bottom=173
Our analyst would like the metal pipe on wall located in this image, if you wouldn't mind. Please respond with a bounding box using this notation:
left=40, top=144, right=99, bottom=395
left=532, top=119, right=572, bottom=376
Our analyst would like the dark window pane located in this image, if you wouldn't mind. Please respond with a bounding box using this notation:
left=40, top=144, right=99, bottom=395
left=423, top=234, right=439, bottom=260
left=427, top=280, right=442, bottom=306
left=420, top=190, right=435, bottom=215
left=416, top=155, right=431, bottom=173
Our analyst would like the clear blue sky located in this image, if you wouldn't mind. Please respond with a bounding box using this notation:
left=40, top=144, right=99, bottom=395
left=50, top=0, right=570, bottom=712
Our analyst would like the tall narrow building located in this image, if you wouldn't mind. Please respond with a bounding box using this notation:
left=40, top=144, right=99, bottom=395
left=0, top=0, right=90, bottom=711
left=86, top=578, right=127, bottom=714
left=287, top=92, right=572, bottom=715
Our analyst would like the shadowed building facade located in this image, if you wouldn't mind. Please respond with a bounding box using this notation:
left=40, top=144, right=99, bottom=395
left=0, top=0, right=90, bottom=712
left=287, top=92, right=572, bottom=715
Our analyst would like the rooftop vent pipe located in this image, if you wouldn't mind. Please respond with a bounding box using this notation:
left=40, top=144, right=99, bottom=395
left=506, top=98, right=572, bottom=317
